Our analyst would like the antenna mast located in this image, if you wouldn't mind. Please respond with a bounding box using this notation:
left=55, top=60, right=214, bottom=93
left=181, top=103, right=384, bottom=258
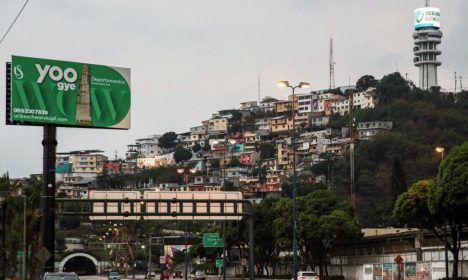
left=426, top=0, right=430, bottom=7
left=329, top=38, right=335, bottom=89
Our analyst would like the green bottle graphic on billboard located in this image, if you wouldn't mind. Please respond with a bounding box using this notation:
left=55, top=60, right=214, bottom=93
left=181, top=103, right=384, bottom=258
left=10, top=56, right=131, bottom=129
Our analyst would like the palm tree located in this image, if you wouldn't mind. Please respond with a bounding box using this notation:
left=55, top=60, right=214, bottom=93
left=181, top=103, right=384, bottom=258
left=0, top=174, right=43, bottom=280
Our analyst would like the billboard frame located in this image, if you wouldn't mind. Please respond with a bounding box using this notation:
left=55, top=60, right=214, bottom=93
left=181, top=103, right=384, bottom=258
left=6, top=56, right=131, bottom=130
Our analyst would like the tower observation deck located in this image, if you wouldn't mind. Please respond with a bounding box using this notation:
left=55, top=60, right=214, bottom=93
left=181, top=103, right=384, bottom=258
left=413, top=3, right=442, bottom=90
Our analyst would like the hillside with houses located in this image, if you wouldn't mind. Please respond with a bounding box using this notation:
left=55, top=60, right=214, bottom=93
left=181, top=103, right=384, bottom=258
left=53, top=73, right=468, bottom=225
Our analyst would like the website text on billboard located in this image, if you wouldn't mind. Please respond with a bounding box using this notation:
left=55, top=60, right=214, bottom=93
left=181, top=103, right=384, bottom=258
left=9, top=56, right=131, bottom=129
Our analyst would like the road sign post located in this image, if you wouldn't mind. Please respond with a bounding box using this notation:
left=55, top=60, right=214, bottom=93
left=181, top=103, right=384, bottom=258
left=216, top=258, right=224, bottom=268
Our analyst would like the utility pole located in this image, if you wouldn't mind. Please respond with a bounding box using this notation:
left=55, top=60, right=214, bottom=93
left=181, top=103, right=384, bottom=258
left=460, top=76, right=463, bottom=92
left=455, top=71, right=457, bottom=93
left=329, top=38, right=335, bottom=89
left=349, top=92, right=356, bottom=209
left=257, top=73, right=261, bottom=103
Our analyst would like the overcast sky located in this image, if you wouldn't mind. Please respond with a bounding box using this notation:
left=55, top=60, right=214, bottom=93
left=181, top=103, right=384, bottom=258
left=1, top=0, right=467, bottom=178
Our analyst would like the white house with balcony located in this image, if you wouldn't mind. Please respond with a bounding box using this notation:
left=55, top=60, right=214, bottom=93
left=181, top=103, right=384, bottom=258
left=240, top=101, right=258, bottom=110
left=333, top=88, right=377, bottom=116
left=259, top=97, right=278, bottom=112
left=190, top=125, right=208, bottom=135
left=132, top=135, right=165, bottom=158
left=208, top=117, right=228, bottom=133
left=295, top=93, right=315, bottom=113
left=357, top=121, right=393, bottom=140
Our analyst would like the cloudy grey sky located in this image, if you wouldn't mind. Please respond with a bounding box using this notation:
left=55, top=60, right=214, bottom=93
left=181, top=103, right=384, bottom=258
left=1, top=0, right=467, bottom=177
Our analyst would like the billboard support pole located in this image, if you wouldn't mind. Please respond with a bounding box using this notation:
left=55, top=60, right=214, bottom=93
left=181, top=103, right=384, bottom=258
left=42, top=124, right=57, bottom=272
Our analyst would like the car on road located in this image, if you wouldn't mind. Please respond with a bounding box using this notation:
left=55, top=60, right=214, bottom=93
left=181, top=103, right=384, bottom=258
left=190, top=271, right=206, bottom=280
left=108, top=272, right=120, bottom=280
left=43, top=272, right=80, bottom=280
left=172, top=271, right=183, bottom=279
left=160, top=271, right=170, bottom=280
left=146, top=272, right=156, bottom=279
left=294, top=271, right=319, bottom=280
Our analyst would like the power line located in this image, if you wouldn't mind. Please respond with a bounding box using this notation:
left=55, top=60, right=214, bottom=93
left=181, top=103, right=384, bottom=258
left=0, top=0, right=31, bottom=46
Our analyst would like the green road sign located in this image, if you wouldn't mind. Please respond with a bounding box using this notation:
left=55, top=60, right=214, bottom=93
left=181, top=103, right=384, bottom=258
left=203, top=233, right=224, bottom=248
left=215, top=258, right=224, bottom=268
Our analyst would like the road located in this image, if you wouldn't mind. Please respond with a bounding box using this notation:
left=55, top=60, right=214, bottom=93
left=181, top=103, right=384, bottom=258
left=80, top=275, right=148, bottom=280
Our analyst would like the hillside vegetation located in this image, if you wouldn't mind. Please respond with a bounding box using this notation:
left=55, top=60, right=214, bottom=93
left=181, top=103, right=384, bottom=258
left=330, top=73, right=468, bottom=226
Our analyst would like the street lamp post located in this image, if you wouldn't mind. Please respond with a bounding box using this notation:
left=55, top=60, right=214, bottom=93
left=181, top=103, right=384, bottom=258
left=141, top=245, right=147, bottom=278
left=277, top=80, right=310, bottom=280
left=177, top=167, right=197, bottom=280
left=435, top=146, right=448, bottom=278
left=213, top=138, right=237, bottom=280
left=435, top=146, right=444, bottom=161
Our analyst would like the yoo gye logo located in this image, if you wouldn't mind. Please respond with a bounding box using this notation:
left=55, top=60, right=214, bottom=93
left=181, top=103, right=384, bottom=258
left=35, top=64, right=78, bottom=91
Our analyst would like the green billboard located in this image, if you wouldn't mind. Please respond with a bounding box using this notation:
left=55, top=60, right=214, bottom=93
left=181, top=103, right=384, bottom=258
left=9, top=55, right=131, bottom=129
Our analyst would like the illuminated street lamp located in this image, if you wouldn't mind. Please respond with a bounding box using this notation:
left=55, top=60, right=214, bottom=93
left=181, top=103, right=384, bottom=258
left=177, top=167, right=197, bottom=190
left=177, top=167, right=197, bottom=280
left=435, top=146, right=445, bottom=160
left=277, top=80, right=310, bottom=280
left=435, top=146, right=448, bottom=278
left=212, top=138, right=237, bottom=280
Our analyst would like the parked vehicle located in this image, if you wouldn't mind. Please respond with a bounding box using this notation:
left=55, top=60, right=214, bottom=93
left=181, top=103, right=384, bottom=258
left=108, top=272, right=120, bottom=280
left=173, top=271, right=183, bottom=279
left=160, top=271, right=170, bottom=280
left=43, top=272, right=80, bottom=280
left=191, top=271, right=206, bottom=280
left=294, top=271, right=319, bottom=280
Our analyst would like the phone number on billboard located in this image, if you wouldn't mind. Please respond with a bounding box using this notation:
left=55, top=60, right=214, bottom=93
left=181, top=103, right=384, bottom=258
left=13, top=108, right=49, bottom=115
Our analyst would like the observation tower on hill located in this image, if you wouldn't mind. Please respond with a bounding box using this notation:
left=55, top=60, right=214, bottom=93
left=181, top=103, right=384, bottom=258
left=413, top=0, right=442, bottom=90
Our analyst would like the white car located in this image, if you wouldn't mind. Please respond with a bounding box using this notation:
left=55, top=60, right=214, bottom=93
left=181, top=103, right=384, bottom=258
left=294, top=271, right=319, bottom=280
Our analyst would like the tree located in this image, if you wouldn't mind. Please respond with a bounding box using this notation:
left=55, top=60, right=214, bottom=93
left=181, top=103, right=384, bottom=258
left=295, top=191, right=360, bottom=275
left=274, top=191, right=360, bottom=276
left=356, top=75, right=378, bottom=91
left=158, top=132, right=178, bottom=150
left=393, top=180, right=435, bottom=229
left=0, top=174, right=42, bottom=280
left=390, top=158, right=407, bottom=204
left=192, top=143, right=202, bottom=153
left=377, top=72, right=410, bottom=104
left=393, top=141, right=468, bottom=278
left=252, top=198, right=281, bottom=276
left=228, top=111, right=243, bottom=133
left=429, top=141, right=468, bottom=277
left=173, top=146, right=192, bottom=163
left=253, top=165, right=267, bottom=183
left=58, top=202, right=81, bottom=230
left=258, top=143, right=276, bottom=160
left=227, top=156, right=240, bottom=168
